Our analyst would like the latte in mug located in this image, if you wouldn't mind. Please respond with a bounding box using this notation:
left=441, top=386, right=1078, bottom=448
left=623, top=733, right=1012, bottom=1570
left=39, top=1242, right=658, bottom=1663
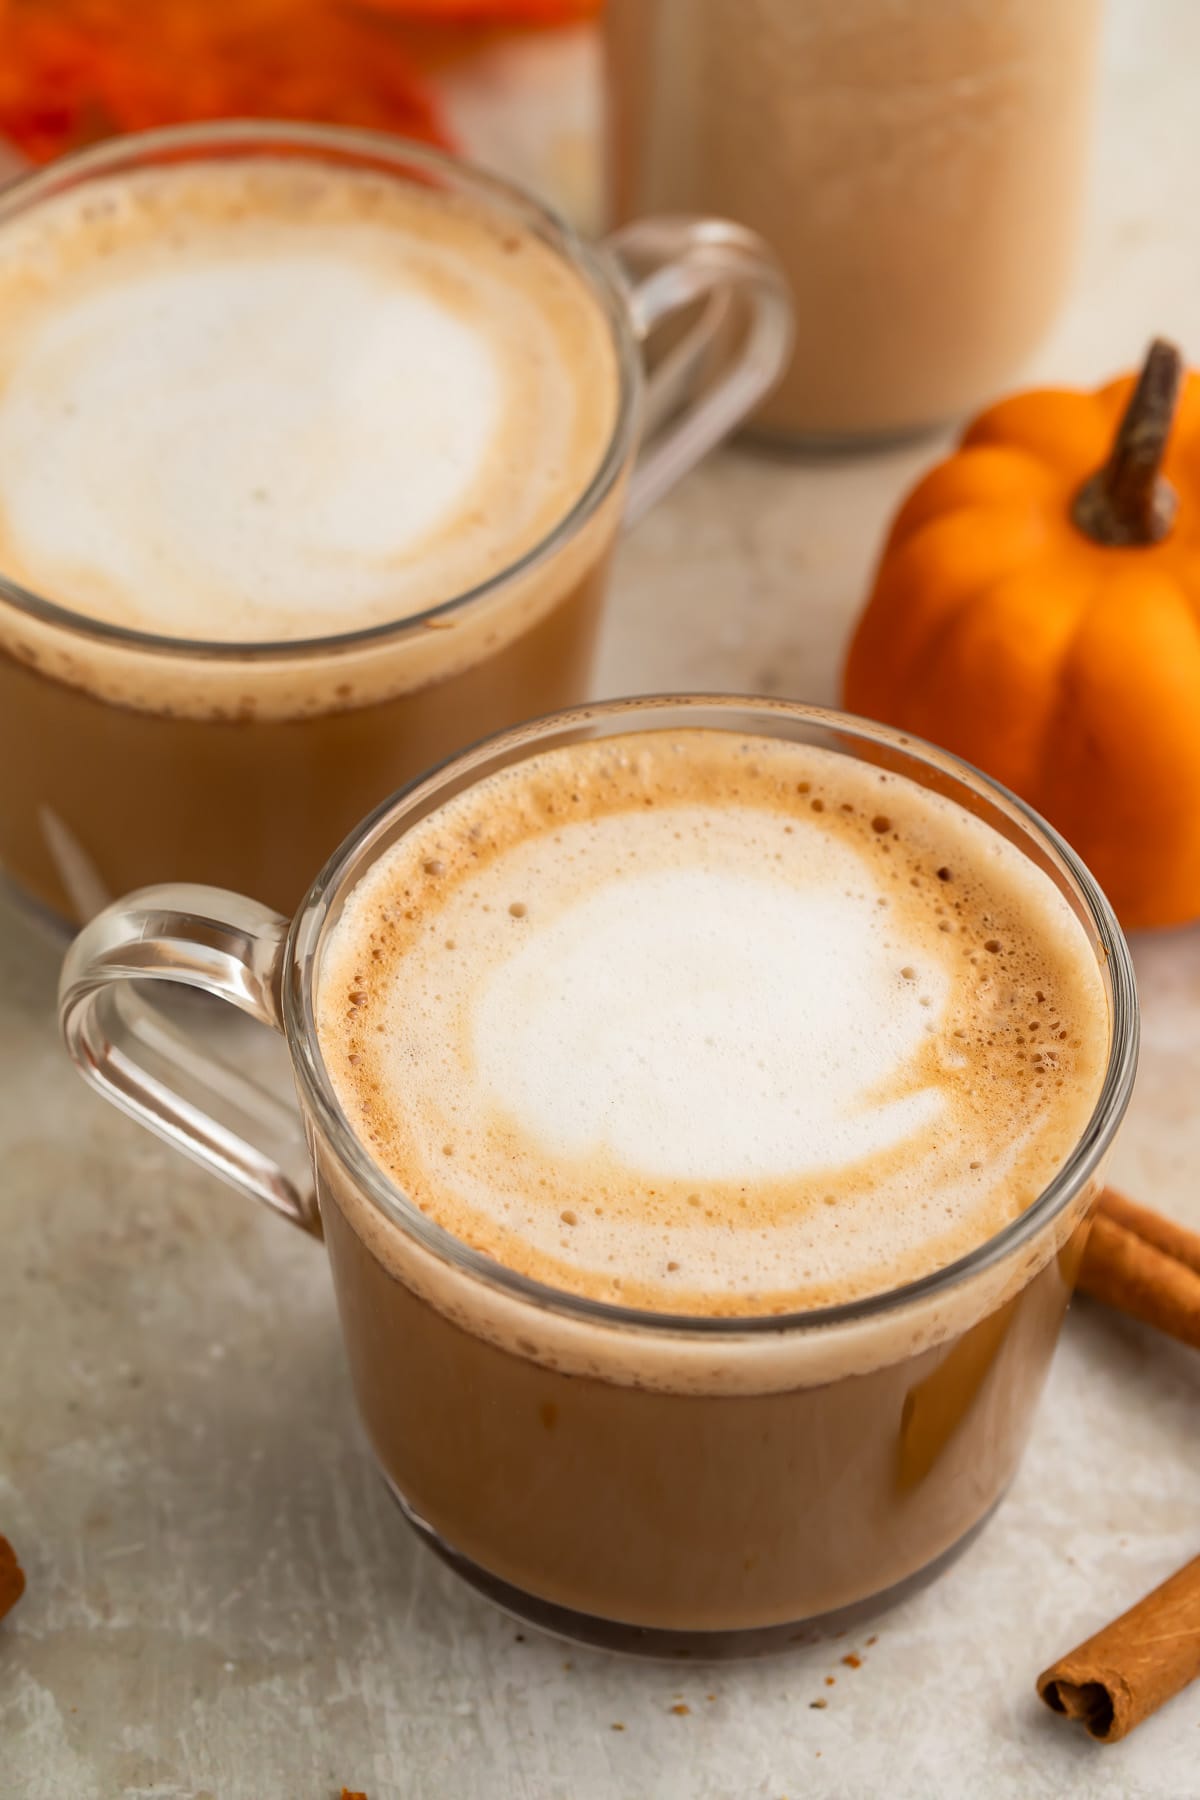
left=59, top=701, right=1132, bottom=1646
left=312, top=727, right=1110, bottom=1633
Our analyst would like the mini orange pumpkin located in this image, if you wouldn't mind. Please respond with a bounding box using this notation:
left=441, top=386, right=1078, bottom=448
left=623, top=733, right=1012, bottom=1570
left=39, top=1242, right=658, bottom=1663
left=844, top=340, right=1200, bottom=930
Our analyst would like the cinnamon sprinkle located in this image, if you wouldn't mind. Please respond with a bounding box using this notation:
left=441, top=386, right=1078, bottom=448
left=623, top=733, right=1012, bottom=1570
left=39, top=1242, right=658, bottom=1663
left=0, top=1538, right=24, bottom=1625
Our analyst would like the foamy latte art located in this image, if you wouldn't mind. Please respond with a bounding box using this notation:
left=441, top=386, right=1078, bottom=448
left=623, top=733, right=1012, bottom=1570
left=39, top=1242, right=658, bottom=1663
left=319, top=732, right=1109, bottom=1316
left=0, top=159, right=616, bottom=641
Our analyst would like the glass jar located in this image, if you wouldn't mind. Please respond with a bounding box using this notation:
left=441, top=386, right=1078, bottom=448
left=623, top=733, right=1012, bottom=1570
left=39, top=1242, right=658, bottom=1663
left=605, top=0, right=1101, bottom=444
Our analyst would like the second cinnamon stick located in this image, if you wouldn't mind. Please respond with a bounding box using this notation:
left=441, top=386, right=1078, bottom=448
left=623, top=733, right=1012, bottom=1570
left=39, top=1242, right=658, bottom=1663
left=1038, top=1554, right=1200, bottom=1742
left=1098, top=1188, right=1200, bottom=1276
left=1077, top=1189, right=1200, bottom=1349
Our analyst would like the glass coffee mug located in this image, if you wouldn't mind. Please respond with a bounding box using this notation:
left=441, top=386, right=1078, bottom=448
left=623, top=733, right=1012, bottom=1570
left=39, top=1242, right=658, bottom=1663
left=59, top=699, right=1137, bottom=1655
left=0, top=122, right=791, bottom=929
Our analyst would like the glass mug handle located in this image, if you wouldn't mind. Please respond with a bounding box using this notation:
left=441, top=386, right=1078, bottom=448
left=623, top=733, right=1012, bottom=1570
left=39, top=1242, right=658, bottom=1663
left=59, top=884, right=321, bottom=1236
left=604, top=217, right=793, bottom=525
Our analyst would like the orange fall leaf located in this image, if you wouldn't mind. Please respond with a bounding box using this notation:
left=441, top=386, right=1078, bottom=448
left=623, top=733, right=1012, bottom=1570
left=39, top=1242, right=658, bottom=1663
left=0, top=0, right=509, bottom=164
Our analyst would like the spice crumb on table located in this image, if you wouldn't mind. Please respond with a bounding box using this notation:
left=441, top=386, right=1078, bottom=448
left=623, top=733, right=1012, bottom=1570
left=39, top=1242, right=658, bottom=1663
left=0, top=1537, right=25, bottom=1623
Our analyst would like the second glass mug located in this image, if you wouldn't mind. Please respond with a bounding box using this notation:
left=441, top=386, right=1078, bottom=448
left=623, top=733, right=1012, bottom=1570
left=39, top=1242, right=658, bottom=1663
left=0, top=120, right=792, bottom=929
left=59, top=697, right=1138, bottom=1655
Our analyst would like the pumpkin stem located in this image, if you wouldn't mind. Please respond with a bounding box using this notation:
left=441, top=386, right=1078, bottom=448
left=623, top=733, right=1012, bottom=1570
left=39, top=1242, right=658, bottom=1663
left=1072, top=338, right=1183, bottom=547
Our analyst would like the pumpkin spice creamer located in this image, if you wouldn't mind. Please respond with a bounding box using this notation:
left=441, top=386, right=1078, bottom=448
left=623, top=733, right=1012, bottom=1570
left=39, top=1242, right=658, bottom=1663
left=606, top=0, right=1101, bottom=442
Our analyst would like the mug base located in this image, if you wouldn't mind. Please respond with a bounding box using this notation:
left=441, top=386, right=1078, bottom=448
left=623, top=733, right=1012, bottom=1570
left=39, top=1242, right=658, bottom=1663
left=381, top=1471, right=1002, bottom=1660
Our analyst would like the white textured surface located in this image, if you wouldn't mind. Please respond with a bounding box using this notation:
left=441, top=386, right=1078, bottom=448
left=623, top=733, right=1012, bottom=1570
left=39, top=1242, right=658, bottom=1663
left=3, top=3, right=1200, bottom=1794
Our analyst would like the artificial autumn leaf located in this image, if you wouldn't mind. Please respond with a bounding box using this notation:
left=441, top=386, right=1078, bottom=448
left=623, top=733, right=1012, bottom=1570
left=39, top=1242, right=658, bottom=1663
left=0, top=0, right=452, bottom=164
left=358, top=0, right=600, bottom=19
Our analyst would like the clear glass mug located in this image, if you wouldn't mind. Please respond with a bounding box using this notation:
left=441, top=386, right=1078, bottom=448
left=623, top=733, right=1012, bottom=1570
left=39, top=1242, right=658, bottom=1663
left=0, top=121, right=792, bottom=929
left=59, top=698, right=1137, bottom=1655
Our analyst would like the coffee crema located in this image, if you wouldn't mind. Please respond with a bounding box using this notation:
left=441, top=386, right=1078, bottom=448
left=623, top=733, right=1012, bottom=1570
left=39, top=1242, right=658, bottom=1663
left=318, top=730, right=1109, bottom=1316
left=0, top=158, right=619, bottom=719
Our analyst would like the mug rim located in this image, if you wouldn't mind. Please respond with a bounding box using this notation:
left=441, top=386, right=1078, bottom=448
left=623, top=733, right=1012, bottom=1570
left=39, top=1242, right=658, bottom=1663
left=0, top=118, right=643, bottom=662
left=283, top=694, right=1140, bottom=1339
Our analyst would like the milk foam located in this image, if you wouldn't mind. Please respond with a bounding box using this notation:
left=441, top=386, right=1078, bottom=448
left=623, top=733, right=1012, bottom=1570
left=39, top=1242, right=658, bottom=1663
left=0, top=161, right=617, bottom=644
left=472, top=857, right=946, bottom=1181
left=318, top=731, right=1111, bottom=1317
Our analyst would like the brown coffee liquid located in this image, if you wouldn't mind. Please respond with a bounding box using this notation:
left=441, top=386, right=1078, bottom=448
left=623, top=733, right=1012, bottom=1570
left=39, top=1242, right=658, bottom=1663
left=320, top=1165, right=1088, bottom=1634
left=0, top=556, right=612, bottom=920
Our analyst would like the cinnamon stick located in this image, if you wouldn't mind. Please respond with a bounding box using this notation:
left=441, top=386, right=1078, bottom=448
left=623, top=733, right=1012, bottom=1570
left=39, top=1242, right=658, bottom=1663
left=1097, top=1188, right=1200, bottom=1276
left=1078, top=1188, right=1200, bottom=1349
left=1037, top=1555, right=1200, bottom=1742
left=0, top=1535, right=24, bottom=1623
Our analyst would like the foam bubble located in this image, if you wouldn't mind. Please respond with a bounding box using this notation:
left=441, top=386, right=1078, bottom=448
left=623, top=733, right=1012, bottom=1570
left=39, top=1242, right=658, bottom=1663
left=318, top=731, right=1111, bottom=1317
left=0, top=160, right=617, bottom=644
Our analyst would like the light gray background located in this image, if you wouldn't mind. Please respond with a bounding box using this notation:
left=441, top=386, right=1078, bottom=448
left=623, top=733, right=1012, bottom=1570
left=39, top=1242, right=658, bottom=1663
left=3, top=2, right=1199, bottom=1794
